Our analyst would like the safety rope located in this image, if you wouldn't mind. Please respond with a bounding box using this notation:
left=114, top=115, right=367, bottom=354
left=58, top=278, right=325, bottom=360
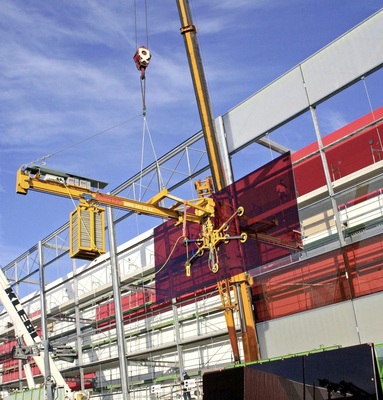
left=133, top=0, right=149, bottom=50
left=362, top=76, right=383, bottom=150
left=154, top=235, right=185, bottom=276
left=139, top=116, right=164, bottom=199
left=144, top=0, right=149, bottom=48
left=134, top=0, right=138, bottom=49
left=132, top=0, right=164, bottom=208
left=23, top=114, right=142, bottom=168
left=133, top=0, right=151, bottom=112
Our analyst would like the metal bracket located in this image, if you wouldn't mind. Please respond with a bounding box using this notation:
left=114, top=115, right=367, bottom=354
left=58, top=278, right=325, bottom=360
left=184, top=206, right=247, bottom=275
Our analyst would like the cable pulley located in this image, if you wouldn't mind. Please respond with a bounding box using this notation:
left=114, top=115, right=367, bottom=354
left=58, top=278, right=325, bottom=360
left=133, top=46, right=151, bottom=80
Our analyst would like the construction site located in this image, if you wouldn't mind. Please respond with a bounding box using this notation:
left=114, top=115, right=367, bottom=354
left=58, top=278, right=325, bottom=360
left=1, top=3, right=383, bottom=400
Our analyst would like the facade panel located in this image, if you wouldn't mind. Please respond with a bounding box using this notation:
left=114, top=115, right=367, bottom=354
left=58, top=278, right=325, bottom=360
left=257, top=302, right=360, bottom=359
left=224, top=10, right=383, bottom=154
left=224, top=66, right=308, bottom=153
left=302, top=10, right=383, bottom=105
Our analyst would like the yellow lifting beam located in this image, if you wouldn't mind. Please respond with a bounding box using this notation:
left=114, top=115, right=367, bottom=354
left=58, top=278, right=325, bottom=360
left=16, top=166, right=213, bottom=225
left=16, top=165, right=216, bottom=260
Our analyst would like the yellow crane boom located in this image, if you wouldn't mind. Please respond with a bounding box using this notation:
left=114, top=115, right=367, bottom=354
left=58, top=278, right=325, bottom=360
left=175, top=0, right=260, bottom=363
left=16, top=165, right=213, bottom=225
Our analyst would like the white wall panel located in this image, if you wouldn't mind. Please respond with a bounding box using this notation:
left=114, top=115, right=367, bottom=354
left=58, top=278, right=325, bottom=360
left=302, top=10, right=383, bottom=105
left=257, top=301, right=360, bottom=359
left=224, top=9, right=383, bottom=154
left=353, top=292, right=383, bottom=344
left=224, top=67, right=308, bottom=153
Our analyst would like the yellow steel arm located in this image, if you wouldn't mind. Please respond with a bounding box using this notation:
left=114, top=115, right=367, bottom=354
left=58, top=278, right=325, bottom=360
left=217, top=273, right=260, bottom=364
left=217, top=278, right=241, bottom=363
left=176, top=0, right=227, bottom=192
left=232, top=273, right=261, bottom=362
left=16, top=166, right=213, bottom=225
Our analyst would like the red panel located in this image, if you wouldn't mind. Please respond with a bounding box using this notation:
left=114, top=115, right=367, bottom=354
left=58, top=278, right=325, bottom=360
left=155, top=154, right=300, bottom=303
left=292, top=108, right=383, bottom=197
left=252, top=249, right=349, bottom=321
left=346, top=236, right=383, bottom=297
left=291, top=106, right=383, bottom=163
left=293, top=156, right=326, bottom=196
left=325, top=124, right=383, bottom=177
left=252, top=235, right=383, bottom=321
left=95, top=291, right=156, bottom=330
left=0, top=340, right=17, bottom=354
left=31, top=363, right=41, bottom=376
left=96, top=301, right=113, bottom=322
left=2, top=359, right=19, bottom=383
left=67, top=372, right=96, bottom=390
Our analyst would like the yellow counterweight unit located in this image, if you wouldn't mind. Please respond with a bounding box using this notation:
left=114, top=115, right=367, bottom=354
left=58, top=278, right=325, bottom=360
left=70, top=203, right=106, bottom=260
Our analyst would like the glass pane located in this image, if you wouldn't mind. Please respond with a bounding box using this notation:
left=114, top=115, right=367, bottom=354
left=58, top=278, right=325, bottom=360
left=155, top=153, right=300, bottom=302
left=252, top=249, right=350, bottom=321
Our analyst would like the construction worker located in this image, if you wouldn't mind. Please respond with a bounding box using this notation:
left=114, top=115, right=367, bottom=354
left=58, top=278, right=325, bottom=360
left=276, top=178, right=288, bottom=203
left=181, top=370, right=192, bottom=400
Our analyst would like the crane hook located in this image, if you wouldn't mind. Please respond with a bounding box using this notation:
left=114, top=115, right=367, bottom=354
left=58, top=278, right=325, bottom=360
left=133, top=46, right=151, bottom=80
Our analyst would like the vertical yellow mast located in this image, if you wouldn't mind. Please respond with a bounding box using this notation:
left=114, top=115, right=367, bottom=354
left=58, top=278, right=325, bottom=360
left=175, top=0, right=260, bottom=363
left=175, top=0, right=227, bottom=192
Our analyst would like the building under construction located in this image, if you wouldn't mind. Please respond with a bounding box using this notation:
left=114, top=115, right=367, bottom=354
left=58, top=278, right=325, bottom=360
left=1, top=8, right=383, bottom=400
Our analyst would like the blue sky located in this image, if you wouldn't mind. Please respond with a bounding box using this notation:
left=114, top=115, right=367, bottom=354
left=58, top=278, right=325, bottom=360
left=1, top=1, right=382, bottom=267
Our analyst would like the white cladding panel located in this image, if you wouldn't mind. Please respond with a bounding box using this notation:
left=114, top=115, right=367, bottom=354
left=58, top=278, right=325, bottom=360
left=302, top=10, right=383, bottom=105
left=224, top=9, right=383, bottom=153
left=224, top=67, right=308, bottom=152
left=257, top=301, right=360, bottom=359
left=257, top=292, right=383, bottom=359
left=353, top=292, right=383, bottom=344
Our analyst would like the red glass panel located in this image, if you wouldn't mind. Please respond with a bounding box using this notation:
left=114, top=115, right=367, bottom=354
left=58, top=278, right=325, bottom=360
left=292, top=114, right=383, bottom=197
left=253, top=250, right=350, bottom=320
left=253, top=235, right=383, bottom=322
left=155, top=153, right=300, bottom=302
left=346, top=235, right=383, bottom=297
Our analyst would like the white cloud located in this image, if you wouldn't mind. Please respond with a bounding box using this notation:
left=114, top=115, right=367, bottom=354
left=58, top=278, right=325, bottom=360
left=322, top=110, right=349, bottom=134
